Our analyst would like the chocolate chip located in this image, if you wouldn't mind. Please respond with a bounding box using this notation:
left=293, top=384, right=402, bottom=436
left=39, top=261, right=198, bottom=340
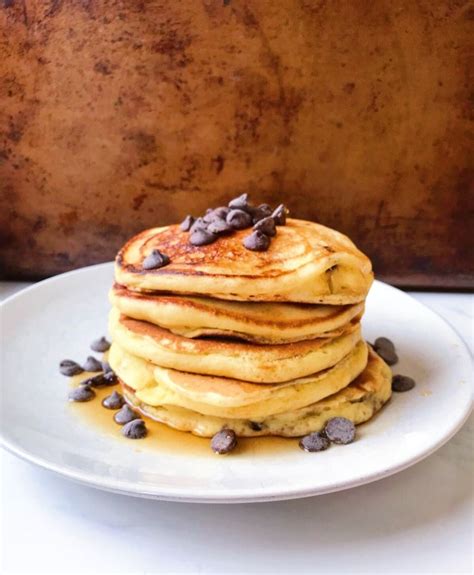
left=374, top=337, right=395, bottom=353
left=114, top=404, right=140, bottom=425
left=180, top=215, right=195, bottom=231
left=102, top=361, right=112, bottom=373
left=59, top=359, right=84, bottom=377
left=121, top=419, right=147, bottom=439
left=228, top=193, right=249, bottom=210
left=272, top=204, right=288, bottom=225
left=212, top=206, right=230, bottom=219
left=299, top=432, right=330, bottom=452
left=211, top=429, right=237, bottom=454
left=208, top=218, right=232, bottom=235
left=189, top=217, right=207, bottom=233
left=68, top=386, right=96, bottom=402
left=251, top=203, right=272, bottom=223
left=90, top=337, right=110, bottom=353
left=375, top=346, right=398, bottom=366
left=103, top=371, right=118, bottom=386
left=392, top=374, right=416, bottom=392
left=373, top=337, right=398, bottom=366
left=189, top=228, right=217, bottom=246
left=324, top=417, right=356, bottom=444
left=81, top=371, right=117, bottom=388
left=143, top=249, right=170, bottom=270
left=248, top=421, right=263, bottom=431
left=226, top=209, right=252, bottom=230
left=243, top=230, right=271, bottom=251
left=83, top=356, right=103, bottom=372
left=253, top=216, right=276, bottom=237
left=203, top=211, right=216, bottom=223
left=102, top=390, right=125, bottom=409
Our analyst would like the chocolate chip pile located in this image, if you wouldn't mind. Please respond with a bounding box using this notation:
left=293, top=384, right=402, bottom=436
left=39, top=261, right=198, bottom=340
left=180, top=194, right=288, bottom=251
left=61, top=336, right=147, bottom=439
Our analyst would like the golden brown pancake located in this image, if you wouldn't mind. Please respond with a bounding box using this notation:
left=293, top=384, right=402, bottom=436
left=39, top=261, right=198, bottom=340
left=115, top=219, right=373, bottom=304
left=110, top=283, right=364, bottom=344
left=109, top=340, right=368, bottom=418
left=109, top=307, right=363, bottom=383
left=121, top=348, right=391, bottom=437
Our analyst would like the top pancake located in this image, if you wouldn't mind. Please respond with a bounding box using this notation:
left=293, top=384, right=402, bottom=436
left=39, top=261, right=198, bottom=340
left=115, top=218, right=373, bottom=304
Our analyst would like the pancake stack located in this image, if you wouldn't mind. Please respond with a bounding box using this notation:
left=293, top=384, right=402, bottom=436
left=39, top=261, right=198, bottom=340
left=108, top=198, right=392, bottom=442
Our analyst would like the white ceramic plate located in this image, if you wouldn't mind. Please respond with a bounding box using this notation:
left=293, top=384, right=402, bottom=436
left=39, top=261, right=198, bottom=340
left=1, top=263, right=472, bottom=503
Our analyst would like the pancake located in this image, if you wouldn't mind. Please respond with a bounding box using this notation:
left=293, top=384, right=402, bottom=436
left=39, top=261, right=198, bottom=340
left=115, top=219, right=373, bottom=304
left=110, top=284, right=364, bottom=344
left=109, top=340, right=368, bottom=418
left=121, top=348, right=391, bottom=437
left=109, top=307, right=363, bottom=383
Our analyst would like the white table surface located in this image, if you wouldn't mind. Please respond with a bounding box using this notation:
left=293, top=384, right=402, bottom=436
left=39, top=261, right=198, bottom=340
left=1, top=281, right=472, bottom=575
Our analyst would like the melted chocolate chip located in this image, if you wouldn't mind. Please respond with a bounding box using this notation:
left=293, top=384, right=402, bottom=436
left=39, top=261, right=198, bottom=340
left=90, top=337, right=110, bottom=353
left=83, top=356, right=103, bottom=372
left=228, top=193, right=249, bottom=210
left=59, top=359, right=84, bottom=377
left=102, top=390, right=125, bottom=409
left=272, top=204, right=287, bottom=225
left=248, top=421, right=263, bottom=432
left=253, top=216, right=276, bottom=237
left=211, top=429, right=237, bottom=454
left=180, top=215, right=195, bottom=231
left=189, top=229, right=217, bottom=246
left=299, top=432, right=330, bottom=452
left=324, top=417, right=356, bottom=444
left=114, top=404, right=140, bottom=425
left=121, top=419, right=147, bottom=439
left=142, top=249, right=170, bottom=270
left=68, top=386, right=96, bottom=402
left=226, top=209, right=252, bottom=230
left=243, top=230, right=271, bottom=251
left=392, top=374, right=416, bottom=392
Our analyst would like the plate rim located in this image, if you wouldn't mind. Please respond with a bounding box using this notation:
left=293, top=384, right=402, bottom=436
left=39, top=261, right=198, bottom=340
left=1, top=263, right=473, bottom=503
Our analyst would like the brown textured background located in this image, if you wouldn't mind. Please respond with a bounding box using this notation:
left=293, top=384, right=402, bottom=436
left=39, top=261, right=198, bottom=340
left=1, top=0, right=473, bottom=286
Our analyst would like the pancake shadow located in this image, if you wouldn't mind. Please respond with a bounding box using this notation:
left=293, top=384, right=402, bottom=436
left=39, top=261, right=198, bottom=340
left=14, top=414, right=472, bottom=572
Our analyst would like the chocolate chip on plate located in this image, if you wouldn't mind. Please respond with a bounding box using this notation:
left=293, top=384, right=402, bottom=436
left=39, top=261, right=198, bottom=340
left=392, top=374, right=416, bottom=392
left=180, top=214, right=195, bottom=232
left=299, top=432, right=330, bottom=452
left=121, top=418, right=148, bottom=439
left=251, top=203, right=272, bottom=223
left=114, top=404, right=140, bottom=425
left=208, top=218, right=232, bottom=235
left=102, top=390, right=125, bottom=409
left=68, top=386, right=96, bottom=402
left=324, top=417, right=356, bottom=445
left=374, top=346, right=398, bottom=366
left=226, top=209, right=252, bottom=230
left=374, top=337, right=396, bottom=352
left=211, top=429, right=237, bottom=454
left=189, top=228, right=217, bottom=246
left=253, top=216, right=276, bottom=237
left=272, top=204, right=288, bottom=225
left=59, top=359, right=84, bottom=377
left=243, top=230, right=271, bottom=252
left=228, top=193, right=249, bottom=210
left=90, top=337, right=111, bottom=353
left=83, top=356, right=103, bottom=372
left=142, top=249, right=170, bottom=270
